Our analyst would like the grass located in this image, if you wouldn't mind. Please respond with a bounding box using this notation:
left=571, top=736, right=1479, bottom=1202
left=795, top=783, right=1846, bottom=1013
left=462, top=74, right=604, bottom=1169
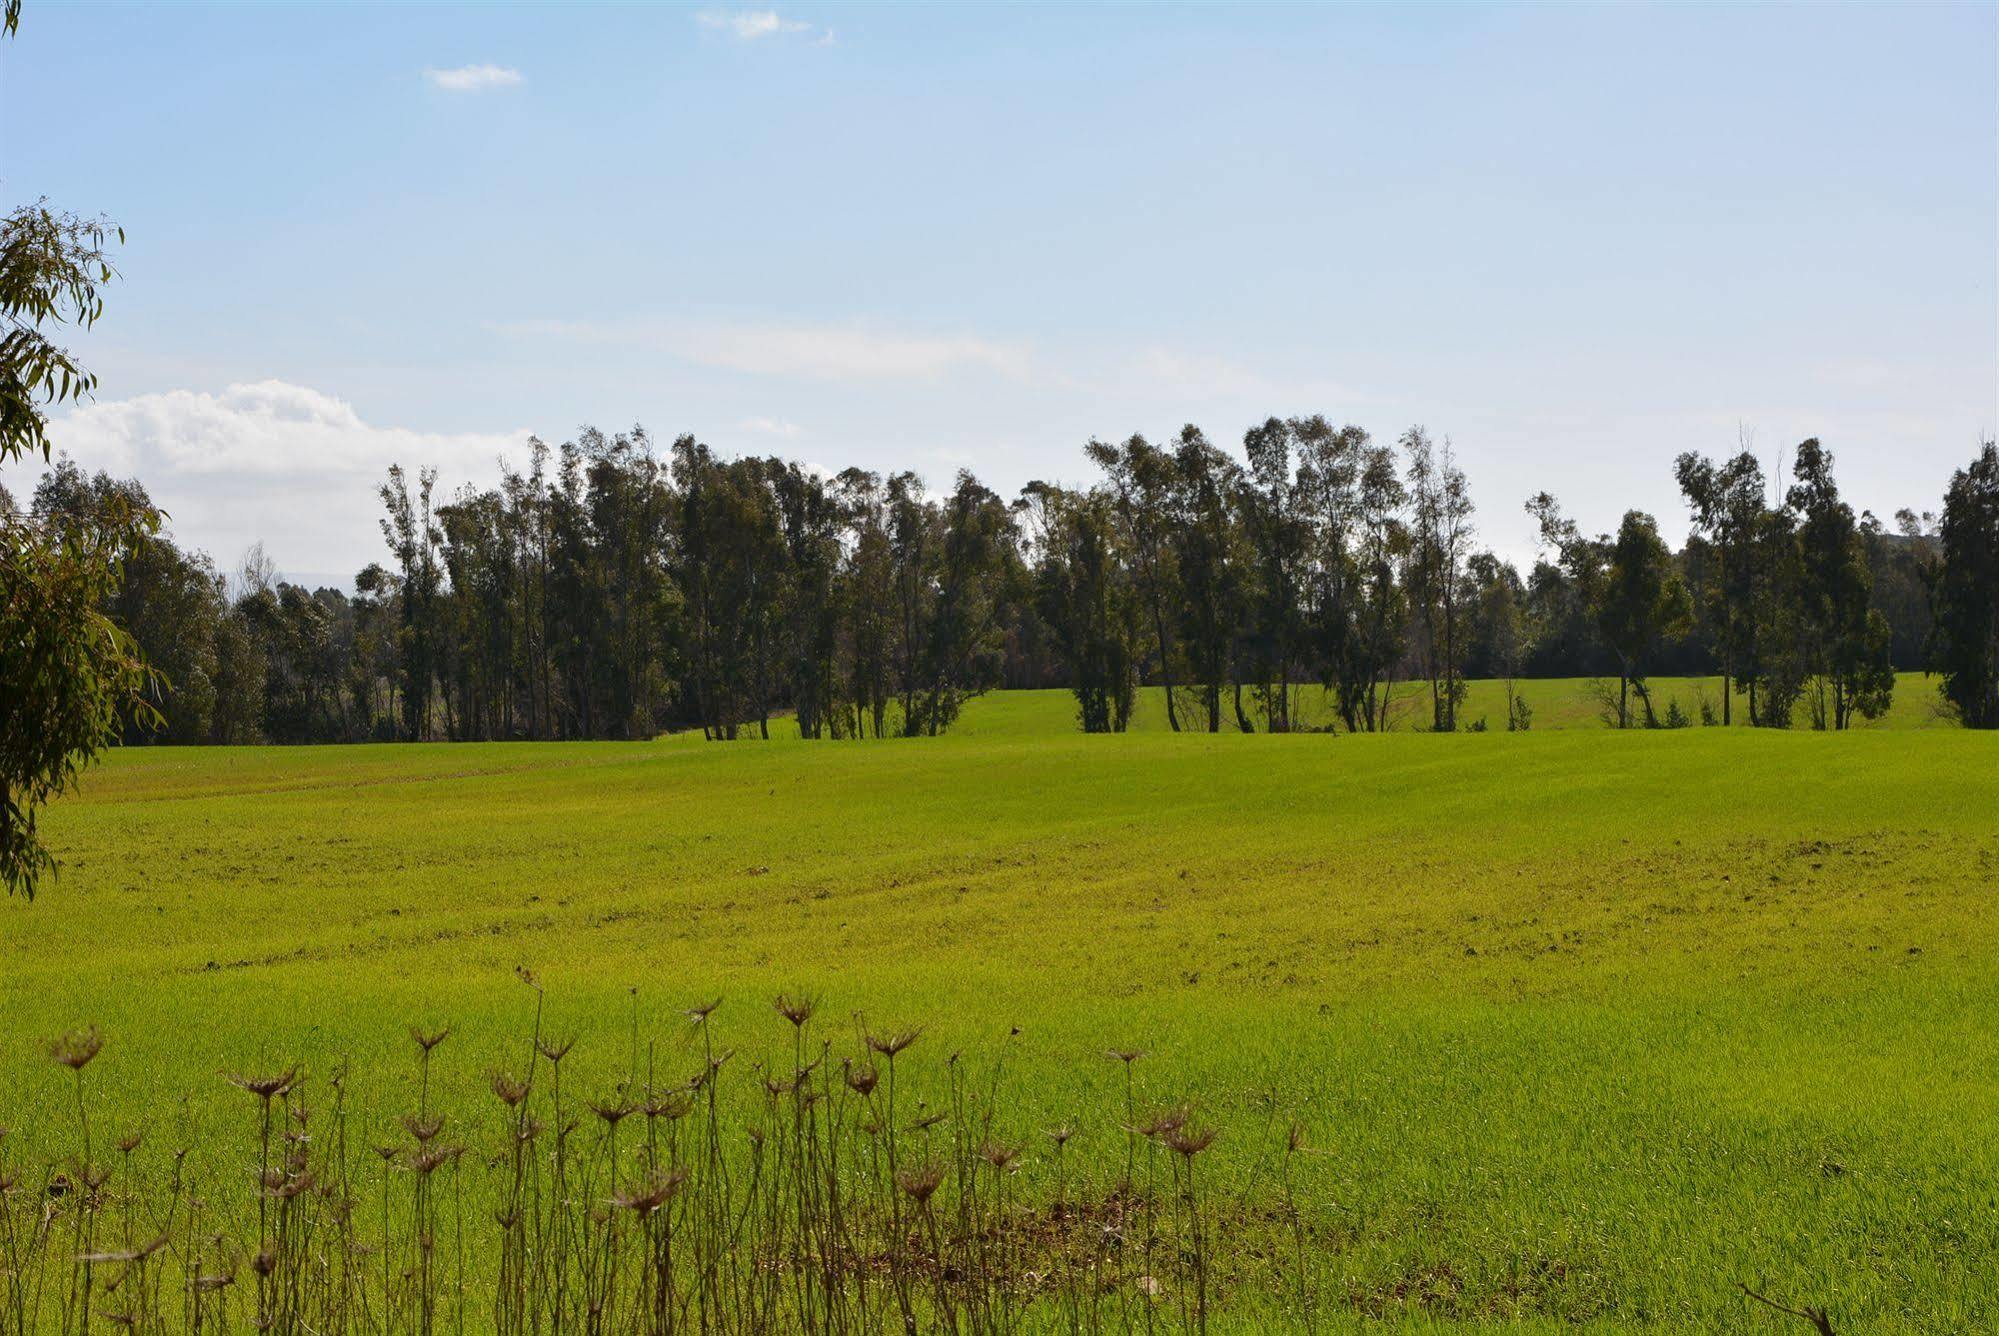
left=3, top=676, right=1993, bottom=1330
left=693, top=673, right=1956, bottom=739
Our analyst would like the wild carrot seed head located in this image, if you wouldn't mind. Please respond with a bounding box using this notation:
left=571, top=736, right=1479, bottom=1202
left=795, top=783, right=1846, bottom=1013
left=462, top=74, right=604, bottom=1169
left=895, top=1162, right=945, bottom=1203
left=774, top=994, right=816, bottom=1028
left=49, top=1027, right=104, bottom=1071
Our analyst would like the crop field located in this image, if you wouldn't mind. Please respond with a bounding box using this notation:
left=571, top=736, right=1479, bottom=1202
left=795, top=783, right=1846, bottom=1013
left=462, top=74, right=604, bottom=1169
left=766, top=674, right=1955, bottom=739
left=5, top=678, right=1993, bottom=1331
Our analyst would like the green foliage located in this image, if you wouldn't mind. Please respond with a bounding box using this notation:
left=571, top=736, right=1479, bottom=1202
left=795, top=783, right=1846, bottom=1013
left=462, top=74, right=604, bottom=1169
left=1527, top=500, right=1689, bottom=727
left=0, top=496, right=157, bottom=896
left=1788, top=439, right=1896, bottom=729
left=0, top=21, right=155, bottom=897
left=1930, top=440, right=1999, bottom=727
left=0, top=203, right=120, bottom=469
left=1027, top=482, right=1140, bottom=732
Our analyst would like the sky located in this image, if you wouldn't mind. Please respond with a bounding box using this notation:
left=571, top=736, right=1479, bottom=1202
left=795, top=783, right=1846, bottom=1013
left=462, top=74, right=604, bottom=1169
left=4, top=1, right=1995, bottom=585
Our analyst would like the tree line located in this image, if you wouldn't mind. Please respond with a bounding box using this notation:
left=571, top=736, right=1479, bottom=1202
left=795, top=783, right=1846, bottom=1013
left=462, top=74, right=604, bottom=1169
left=16, top=423, right=1996, bottom=746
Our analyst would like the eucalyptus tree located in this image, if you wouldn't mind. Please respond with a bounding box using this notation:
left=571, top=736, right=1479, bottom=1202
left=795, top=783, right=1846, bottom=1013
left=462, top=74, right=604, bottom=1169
left=1786, top=439, right=1894, bottom=729
left=1403, top=427, right=1474, bottom=730
left=1028, top=481, right=1141, bottom=732
left=1674, top=447, right=1766, bottom=724
left=770, top=459, right=844, bottom=739
left=378, top=463, right=443, bottom=739
left=1239, top=418, right=1309, bottom=730
left=1294, top=418, right=1405, bottom=731
left=1528, top=497, right=1690, bottom=727
left=436, top=483, right=517, bottom=739
left=1, top=7, right=156, bottom=894
left=499, top=438, right=558, bottom=738
left=1169, top=426, right=1250, bottom=732
left=1929, top=439, right=1999, bottom=727
left=29, top=462, right=220, bottom=744
left=909, top=471, right=1016, bottom=735
left=1084, top=434, right=1186, bottom=730
left=835, top=468, right=898, bottom=738
left=886, top=471, right=937, bottom=734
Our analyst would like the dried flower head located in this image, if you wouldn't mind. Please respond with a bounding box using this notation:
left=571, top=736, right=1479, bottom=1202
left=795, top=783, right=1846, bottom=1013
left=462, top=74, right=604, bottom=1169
left=411, top=1146, right=463, bottom=1177
left=866, top=1028, right=922, bottom=1059
left=645, top=1087, right=693, bottom=1120
left=684, top=997, right=722, bottom=1024
left=1106, top=1048, right=1147, bottom=1067
left=400, top=1113, right=444, bottom=1144
left=612, top=1167, right=688, bottom=1215
left=1163, top=1125, right=1217, bottom=1159
left=979, top=1140, right=1020, bottom=1171
left=588, top=1099, right=634, bottom=1128
left=844, top=1061, right=880, bottom=1097
left=49, top=1027, right=104, bottom=1071
left=226, top=1068, right=300, bottom=1103
left=895, top=1162, right=945, bottom=1204
left=489, top=1071, right=529, bottom=1107
left=409, top=1026, right=451, bottom=1055
left=1046, top=1125, right=1074, bottom=1147
left=774, top=994, right=815, bottom=1028
left=536, top=1037, right=575, bottom=1065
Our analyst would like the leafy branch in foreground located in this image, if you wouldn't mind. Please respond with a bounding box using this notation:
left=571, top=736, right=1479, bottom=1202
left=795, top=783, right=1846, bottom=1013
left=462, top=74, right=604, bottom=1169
left=1, top=9, right=159, bottom=899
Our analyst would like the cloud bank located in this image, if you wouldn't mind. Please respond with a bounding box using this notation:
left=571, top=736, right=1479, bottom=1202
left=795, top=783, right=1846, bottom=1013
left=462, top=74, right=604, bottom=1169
left=423, top=64, right=523, bottom=92
left=44, top=381, right=531, bottom=579
left=696, top=10, right=814, bottom=41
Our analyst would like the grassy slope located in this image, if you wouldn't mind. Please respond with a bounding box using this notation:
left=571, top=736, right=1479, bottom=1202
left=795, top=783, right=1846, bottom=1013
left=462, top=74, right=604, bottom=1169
left=6, top=682, right=1994, bottom=1330
left=710, top=673, right=1953, bottom=739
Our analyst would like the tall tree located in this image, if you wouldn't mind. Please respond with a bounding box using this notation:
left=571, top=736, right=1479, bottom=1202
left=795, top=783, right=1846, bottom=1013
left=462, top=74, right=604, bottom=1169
left=1929, top=439, right=1999, bottom=728
left=1786, top=439, right=1894, bottom=729
left=1085, top=435, right=1185, bottom=731
left=1404, top=428, right=1474, bottom=731
left=1674, top=447, right=1766, bottom=724
left=909, top=472, right=1015, bottom=735
left=770, top=460, right=843, bottom=739
left=1028, top=482, right=1141, bottom=732
left=835, top=468, right=898, bottom=739
left=1168, top=427, right=1249, bottom=732
left=1529, top=497, right=1690, bottom=727
left=378, top=463, right=443, bottom=740
left=1240, top=418, right=1308, bottom=731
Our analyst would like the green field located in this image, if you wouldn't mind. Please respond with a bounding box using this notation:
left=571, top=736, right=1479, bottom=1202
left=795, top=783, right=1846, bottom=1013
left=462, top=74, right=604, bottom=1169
left=708, top=674, right=1957, bottom=739
left=7, top=678, right=1993, bottom=1330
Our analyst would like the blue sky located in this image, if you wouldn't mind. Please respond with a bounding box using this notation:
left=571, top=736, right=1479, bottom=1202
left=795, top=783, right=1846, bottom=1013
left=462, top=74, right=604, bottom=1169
left=5, top=1, right=1994, bottom=581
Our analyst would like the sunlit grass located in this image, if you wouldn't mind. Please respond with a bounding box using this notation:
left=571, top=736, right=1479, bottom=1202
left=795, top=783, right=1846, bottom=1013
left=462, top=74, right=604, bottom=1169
left=5, top=682, right=1992, bottom=1329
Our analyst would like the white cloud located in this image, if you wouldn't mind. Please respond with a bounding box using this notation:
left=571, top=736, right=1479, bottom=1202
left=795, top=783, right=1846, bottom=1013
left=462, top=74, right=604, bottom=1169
left=696, top=9, right=813, bottom=40
left=499, top=318, right=1034, bottom=383
left=423, top=64, right=523, bottom=93
left=43, top=381, right=532, bottom=576
left=736, top=416, right=803, bottom=437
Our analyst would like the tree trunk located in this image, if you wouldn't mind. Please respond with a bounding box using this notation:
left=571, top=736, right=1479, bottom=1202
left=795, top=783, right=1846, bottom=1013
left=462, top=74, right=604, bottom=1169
left=1150, top=599, right=1181, bottom=733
